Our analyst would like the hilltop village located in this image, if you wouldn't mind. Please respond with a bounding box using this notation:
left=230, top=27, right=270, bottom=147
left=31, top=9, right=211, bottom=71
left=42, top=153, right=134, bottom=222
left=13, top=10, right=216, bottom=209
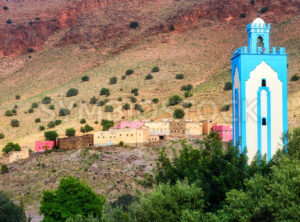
left=0, top=119, right=232, bottom=165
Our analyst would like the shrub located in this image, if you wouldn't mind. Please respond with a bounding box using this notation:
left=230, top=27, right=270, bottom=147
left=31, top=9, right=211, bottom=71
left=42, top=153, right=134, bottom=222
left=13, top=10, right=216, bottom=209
left=1, top=165, right=8, bottom=174
left=250, top=0, right=255, bottom=5
left=73, top=103, right=78, bottom=108
left=175, top=74, right=184, bottom=79
left=183, top=102, right=192, bottom=108
left=81, top=76, right=90, bottom=82
left=80, top=119, right=86, bottom=124
left=260, top=7, right=269, bottom=13
left=123, top=103, right=131, bottom=110
left=3, top=142, right=21, bottom=154
left=32, top=102, right=38, bottom=108
left=11, top=119, right=19, bottom=127
left=117, top=97, right=122, bottom=101
left=291, top=75, right=300, bottom=81
left=221, top=104, right=230, bottom=112
left=173, top=109, right=185, bottom=119
left=151, top=66, right=160, bottom=73
left=28, top=108, right=34, bottom=113
left=15, top=95, right=20, bottom=100
left=47, top=121, right=56, bottom=128
left=168, top=95, right=182, bottom=106
left=131, top=88, right=139, bottom=96
left=104, top=105, right=113, bottom=112
left=0, top=133, right=4, bottom=139
left=240, top=13, right=246, bottom=18
left=101, top=119, right=114, bottom=131
left=145, top=74, right=153, bottom=80
left=184, top=91, right=193, bottom=98
left=11, top=109, right=17, bottom=115
left=49, top=105, right=55, bottom=110
left=100, top=88, right=110, bottom=97
left=44, top=131, right=58, bottom=141
left=130, top=21, right=139, bottom=29
left=39, top=126, right=45, bottom=131
left=83, top=124, right=94, bottom=133
left=130, top=96, right=137, bottom=103
left=109, top=77, right=117, bottom=84
left=3, top=6, right=8, bottom=10
left=97, top=101, right=106, bottom=106
left=14, top=104, right=18, bottom=109
left=55, top=120, right=62, bottom=125
left=40, top=177, right=105, bottom=221
left=6, top=19, right=12, bottom=24
left=125, top=69, right=134, bottom=75
left=66, top=88, right=79, bottom=97
left=5, top=110, right=13, bottom=117
left=119, top=141, right=124, bottom=147
left=0, top=191, right=25, bottom=220
left=181, top=84, right=193, bottom=91
left=35, top=118, right=41, bottom=123
left=90, top=96, right=98, bottom=104
left=59, top=108, right=71, bottom=116
left=121, top=75, right=126, bottom=80
left=42, top=96, right=52, bottom=104
left=169, top=24, right=175, bottom=31
left=224, top=82, right=232, bottom=90
left=66, top=128, right=76, bottom=137
left=134, top=104, right=144, bottom=112
left=152, top=98, right=159, bottom=104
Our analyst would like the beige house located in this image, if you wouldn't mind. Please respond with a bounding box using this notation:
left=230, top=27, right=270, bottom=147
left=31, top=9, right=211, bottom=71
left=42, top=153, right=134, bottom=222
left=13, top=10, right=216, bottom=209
left=185, top=121, right=203, bottom=138
left=145, top=121, right=170, bottom=136
left=0, top=148, right=30, bottom=165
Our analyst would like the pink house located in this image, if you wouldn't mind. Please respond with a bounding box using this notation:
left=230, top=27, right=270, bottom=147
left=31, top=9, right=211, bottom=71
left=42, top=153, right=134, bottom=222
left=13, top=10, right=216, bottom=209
left=212, top=124, right=233, bottom=142
left=114, top=121, right=146, bottom=129
left=35, top=141, right=55, bottom=152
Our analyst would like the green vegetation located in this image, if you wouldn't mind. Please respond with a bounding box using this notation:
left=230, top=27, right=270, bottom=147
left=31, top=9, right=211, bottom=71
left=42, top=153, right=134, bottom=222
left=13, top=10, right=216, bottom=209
left=101, top=120, right=114, bottom=131
left=2, top=142, right=21, bottom=154
left=80, top=119, right=86, bottom=124
left=55, top=120, right=62, bottom=125
left=0, top=191, right=25, bottom=220
left=291, top=75, right=299, bottom=81
left=5, top=110, right=13, bottom=117
left=100, top=88, right=110, bottom=97
left=59, top=108, right=71, bottom=116
left=240, top=13, right=246, bottom=18
left=47, top=121, right=56, bottom=128
left=39, top=126, right=45, bottom=131
left=130, top=96, right=137, bottom=103
left=129, top=21, right=139, bottom=29
left=131, top=88, right=139, bottom=96
left=49, top=105, right=55, bottom=110
left=3, top=6, right=8, bottom=10
left=221, top=104, right=230, bottom=112
left=175, top=74, right=184, bottom=80
left=109, top=77, right=117, bottom=84
left=66, top=128, right=76, bottom=137
left=44, top=131, right=58, bottom=141
left=28, top=108, right=34, bottom=113
left=151, top=66, right=160, bottom=73
left=224, top=82, right=232, bottom=90
left=81, top=76, right=90, bottom=82
left=1, top=165, right=9, bottom=174
left=66, top=88, right=79, bottom=97
left=15, top=95, right=20, bottom=100
left=125, top=69, right=134, bottom=75
left=152, top=98, right=159, bottom=104
left=169, top=24, right=175, bottom=31
left=181, top=84, right=193, bottom=91
left=31, top=102, right=38, bottom=109
left=40, top=177, right=105, bottom=222
left=35, top=118, right=41, bottom=123
left=183, top=102, right=192, bottom=108
left=104, top=105, right=114, bottom=112
left=80, top=124, right=94, bottom=133
left=260, top=7, right=269, bottom=14
left=42, top=96, right=52, bottom=104
left=123, top=103, right=131, bottom=110
left=117, top=97, right=122, bottom=101
left=0, top=133, right=4, bottom=139
left=173, top=109, right=185, bottom=119
left=90, top=96, right=98, bottom=104
left=11, top=119, right=20, bottom=127
left=250, top=0, right=255, bottom=5
left=6, top=19, right=12, bottom=24
left=145, top=74, right=153, bottom=80
left=184, top=91, right=193, bottom=98
left=168, top=95, right=182, bottom=106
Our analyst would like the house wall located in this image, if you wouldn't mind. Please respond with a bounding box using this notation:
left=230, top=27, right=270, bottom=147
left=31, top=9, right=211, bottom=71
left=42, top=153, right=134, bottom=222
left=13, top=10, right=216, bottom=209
left=35, top=141, right=55, bottom=152
left=57, top=134, right=94, bottom=150
left=186, top=121, right=203, bottom=137
left=114, top=121, right=145, bottom=129
left=212, top=124, right=233, bottom=142
left=202, top=121, right=213, bottom=135
left=0, top=148, right=30, bottom=165
left=169, top=121, right=186, bottom=138
left=145, top=121, right=170, bottom=136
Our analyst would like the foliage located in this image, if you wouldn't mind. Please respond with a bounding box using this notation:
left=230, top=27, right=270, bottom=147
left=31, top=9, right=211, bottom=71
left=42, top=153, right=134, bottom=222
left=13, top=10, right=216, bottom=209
left=81, top=76, right=90, bottom=82
left=90, top=96, right=98, bottom=104
left=44, top=131, right=58, bottom=141
left=97, top=101, right=106, bottom=107
left=55, top=120, right=62, bottom=125
left=11, top=119, right=20, bottom=127
left=123, top=103, right=131, bottom=110
left=3, top=6, right=8, bottom=10
left=145, top=74, right=153, bottom=80
left=40, top=126, right=45, bottom=131
left=47, top=121, right=56, bottom=128
left=59, top=108, right=71, bottom=116
left=117, top=97, right=122, bottom=101
left=100, top=88, right=110, bottom=97
left=109, top=77, right=117, bottom=85
left=66, top=88, right=79, bottom=97
left=129, top=97, right=137, bottom=103
left=134, top=104, right=143, bottom=112
left=6, top=19, right=12, bottom=24
left=81, top=124, right=94, bottom=133
left=284, top=128, right=300, bottom=160
left=175, top=74, right=184, bottom=79
left=224, top=82, right=232, bottom=91
left=168, top=95, right=182, bottom=106
left=181, top=84, right=193, bottom=91
left=49, top=105, right=55, bottom=110
left=0, top=133, right=4, bottom=139
left=66, top=215, right=101, bottom=222
left=183, top=102, right=192, bottom=108
left=80, top=119, right=86, bottom=124
left=125, top=69, right=134, bottom=75
left=35, top=118, right=41, bottom=123
left=66, top=128, right=76, bottom=137
left=5, top=110, right=13, bottom=117
left=15, top=95, right=20, bottom=100
left=0, top=191, right=25, bottom=222
left=291, top=75, right=299, bottom=81
left=40, top=177, right=105, bottom=222
left=28, top=108, right=34, bottom=113
left=260, top=7, right=269, bottom=14
left=169, top=24, right=175, bottom=31
left=184, top=91, right=193, bottom=98
left=129, top=21, right=139, bottom=29
left=131, top=88, right=139, bottom=96
left=240, top=13, right=246, bottom=18
left=3, top=142, right=21, bottom=154
left=151, top=66, right=160, bottom=73
left=134, top=181, right=204, bottom=222
left=173, top=109, right=185, bottom=119
left=152, top=98, right=159, bottom=104
left=104, top=105, right=114, bottom=112
left=101, top=120, right=114, bottom=131
left=1, top=165, right=9, bottom=174
left=221, top=104, right=230, bottom=112
left=32, top=102, right=38, bottom=109
left=250, top=0, right=255, bottom=5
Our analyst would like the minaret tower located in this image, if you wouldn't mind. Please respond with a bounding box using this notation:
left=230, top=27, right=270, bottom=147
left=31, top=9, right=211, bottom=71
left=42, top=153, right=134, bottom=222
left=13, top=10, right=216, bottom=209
left=231, top=18, right=288, bottom=162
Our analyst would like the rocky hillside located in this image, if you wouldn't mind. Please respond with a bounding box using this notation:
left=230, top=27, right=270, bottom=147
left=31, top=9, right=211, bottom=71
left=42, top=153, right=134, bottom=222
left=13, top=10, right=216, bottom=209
left=0, top=0, right=300, bottom=148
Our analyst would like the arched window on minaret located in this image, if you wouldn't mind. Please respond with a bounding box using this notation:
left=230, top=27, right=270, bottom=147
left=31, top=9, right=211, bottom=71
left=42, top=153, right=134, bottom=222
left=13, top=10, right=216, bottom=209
left=257, top=36, right=264, bottom=48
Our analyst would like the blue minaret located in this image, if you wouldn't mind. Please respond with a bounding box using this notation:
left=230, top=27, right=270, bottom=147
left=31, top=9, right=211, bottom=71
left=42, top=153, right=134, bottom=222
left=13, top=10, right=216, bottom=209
left=231, top=18, right=288, bottom=162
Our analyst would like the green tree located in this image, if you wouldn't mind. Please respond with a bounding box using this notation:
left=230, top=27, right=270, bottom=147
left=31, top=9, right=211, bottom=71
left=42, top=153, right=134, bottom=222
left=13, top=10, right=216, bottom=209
left=168, top=95, right=182, bottom=106
left=81, top=76, right=90, bottom=82
left=66, top=88, right=79, bottom=97
left=145, top=74, right=153, bottom=80
left=224, top=82, right=232, bottom=91
left=175, top=74, right=184, bottom=79
left=152, top=98, right=159, bottom=104
left=100, top=88, right=110, bottom=97
left=123, top=103, right=131, bottom=110
left=90, top=96, right=98, bottom=104
left=173, top=109, right=185, bottom=119
left=32, top=102, right=38, bottom=109
left=66, top=214, right=101, bottom=222
left=151, top=66, right=160, bottom=73
left=66, top=128, right=76, bottom=137
left=44, top=131, right=58, bottom=141
left=101, top=120, right=114, bottom=131
left=109, top=77, right=117, bottom=85
left=125, top=69, right=134, bottom=75
left=42, top=97, right=52, bottom=104
left=0, top=133, right=4, bottom=139
left=5, top=110, right=13, bottom=117
left=1, top=165, right=8, bottom=174
left=284, top=127, right=300, bottom=160
left=2, top=142, right=21, bottom=154
left=11, top=119, right=20, bottom=127
left=59, top=108, right=70, bottom=116
left=40, top=177, right=105, bottom=222
left=0, top=191, right=25, bottom=222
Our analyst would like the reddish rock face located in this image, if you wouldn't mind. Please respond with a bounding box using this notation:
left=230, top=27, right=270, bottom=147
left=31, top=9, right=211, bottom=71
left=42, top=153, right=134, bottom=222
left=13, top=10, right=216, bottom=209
left=0, top=0, right=299, bottom=58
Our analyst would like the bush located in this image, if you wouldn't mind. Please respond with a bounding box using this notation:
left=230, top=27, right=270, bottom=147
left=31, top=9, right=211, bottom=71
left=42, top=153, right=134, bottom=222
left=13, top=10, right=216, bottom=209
left=0, top=133, right=4, bottom=139
left=47, top=121, right=56, bottom=128
left=14, top=104, right=18, bottom=109
left=168, top=95, right=182, bottom=106
left=145, top=74, right=153, bottom=80
left=101, top=120, right=114, bottom=131
left=169, top=24, right=175, bottom=31
left=44, top=131, right=58, bottom=141
left=81, top=124, right=94, bottom=133
left=6, top=19, right=12, bottom=24
left=0, top=191, right=25, bottom=221
left=121, top=75, right=126, bottom=80
left=184, top=91, right=193, bottom=98
left=100, top=88, right=110, bottom=97
left=28, top=108, right=34, bottom=113
left=129, top=21, right=139, bottom=29
left=49, top=104, right=55, bottom=110
left=291, top=75, right=300, bottom=81
left=39, top=126, right=45, bottom=131
left=81, top=76, right=90, bottom=82
left=35, top=118, right=41, bottom=123
left=97, top=101, right=106, bottom=106
left=134, top=104, right=144, bottom=112
left=240, top=13, right=246, bottom=18
left=66, top=128, right=76, bottom=137
left=123, top=103, right=131, bottom=110
left=1, top=165, right=8, bottom=174
left=130, top=96, right=137, bottom=103
left=59, top=108, right=71, bottom=116
left=90, top=96, right=98, bottom=104
left=15, top=95, right=20, bottom=100
left=117, top=97, right=122, bottom=101
left=260, top=7, right=269, bottom=13
left=42, top=96, right=52, bottom=104
left=66, top=88, right=79, bottom=97
left=11, top=109, right=17, bottom=115
left=55, top=120, right=62, bottom=125
left=181, top=84, right=193, bottom=91
left=109, top=77, right=117, bottom=84
left=11, top=119, right=19, bottom=127
left=250, top=0, right=255, bottom=5
left=151, top=66, right=160, bottom=73
left=175, top=74, right=184, bottom=79
left=125, top=69, right=134, bottom=75
left=5, top=110, right=13, bottom=117
left=40, top=177, right=105, bottom=221
left=104, top=105, right=114, bottom=112
left=32, top=102, right=38, bottom=108
left=3, top=6, right=8, bottom=10
left=73, top=103, right=78, bottom=108
left=221, top=104, right=230, bottom=112
left=3, top=142, right=21, bottom=154
left=183, top=102, right=192, bottom=108
left=173, top=109, right=185, bottom=119
left=80, top=119, right=86, bottom=124
left=224, top=82, right=232, bottom=90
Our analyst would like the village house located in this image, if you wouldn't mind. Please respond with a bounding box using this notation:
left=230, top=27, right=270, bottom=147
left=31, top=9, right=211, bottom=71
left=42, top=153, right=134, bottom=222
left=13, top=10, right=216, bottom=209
left=113, top=120, right=147, bottom=129
left=57, top=134, right=94, bottom=150
left=212, top=124, right=233, bottom=142
left=35, top=141, right=55, bottom=152
left=0, top=148, right=30, bottom=165
left=202, top=120, right=214, bottom=135
left=185, top=121, right=203, bottom=138
left=144, top=120, right=170, bottom=139
left=169, top=120, right=186, bottom=139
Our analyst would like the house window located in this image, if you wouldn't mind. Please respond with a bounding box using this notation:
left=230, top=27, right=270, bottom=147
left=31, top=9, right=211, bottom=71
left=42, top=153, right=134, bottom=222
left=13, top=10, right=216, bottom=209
left=262, top=79, right=266, bottom=87
left=262, top=118, right=267, bottom=126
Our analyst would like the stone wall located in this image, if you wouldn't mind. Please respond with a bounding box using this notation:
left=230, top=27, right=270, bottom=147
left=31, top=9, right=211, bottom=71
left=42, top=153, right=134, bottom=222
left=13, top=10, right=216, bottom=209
left=169, top=121, right=186, bottom=138
left=57, top=134, right=94, bottom=150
